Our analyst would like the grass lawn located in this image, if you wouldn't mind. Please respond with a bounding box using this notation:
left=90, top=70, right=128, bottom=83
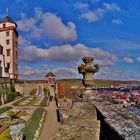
left=0, top=128, right=12, bottom=140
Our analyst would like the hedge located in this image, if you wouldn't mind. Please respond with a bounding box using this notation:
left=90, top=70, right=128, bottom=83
left=43, top=88, right=50, bottom=96
left=23, top=108, right=45, bottom=140
left=40, top=97, right=49, bottom=107
left=0, top=106, right=12, bottom=114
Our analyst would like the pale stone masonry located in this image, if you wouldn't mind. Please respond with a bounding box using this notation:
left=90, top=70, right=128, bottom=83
left=0, top=16, right=18, bottom=80
left=53, top=102, right=100, bottom=140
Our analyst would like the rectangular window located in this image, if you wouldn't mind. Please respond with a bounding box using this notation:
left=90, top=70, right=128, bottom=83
left=6, top=31, right=9, bottom=36
left=6, top=49, right=11, bottom=56
left=7, top=63, right=10, bottom=69
left=0, top=46, right=3, bottom=55
left=5, top=63, right=10, bottom=73
left=3, top=24, right=6, bottom=28
left=6, top=39, right=10, bottom=45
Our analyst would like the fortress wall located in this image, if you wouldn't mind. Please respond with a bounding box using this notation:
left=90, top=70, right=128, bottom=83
left=94, top=105, right=125, bottom=140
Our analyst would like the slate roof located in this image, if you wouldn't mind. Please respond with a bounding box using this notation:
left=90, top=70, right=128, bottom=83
left=0, top=16, right=17, bottom=27
left=45, top=72, right=55, bottom=77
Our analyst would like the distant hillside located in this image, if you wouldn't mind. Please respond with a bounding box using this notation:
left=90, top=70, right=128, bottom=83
left=19, top=79, right=140, bottom=87
left=57, top=79, right=140, bottom=87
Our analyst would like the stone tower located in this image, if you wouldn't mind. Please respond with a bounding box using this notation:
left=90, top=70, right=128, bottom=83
left=0, top=16, right=18, bottom=81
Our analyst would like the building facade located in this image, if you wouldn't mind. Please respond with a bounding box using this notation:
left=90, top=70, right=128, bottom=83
left=45, top=72, right=56, bottom=86
left=0, top=16, right=18, bottom=81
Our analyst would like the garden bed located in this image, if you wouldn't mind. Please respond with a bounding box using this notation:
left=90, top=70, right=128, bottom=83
left=0, top=128, right=12, bottom=140
left=13, top=97, right=29, bottom=106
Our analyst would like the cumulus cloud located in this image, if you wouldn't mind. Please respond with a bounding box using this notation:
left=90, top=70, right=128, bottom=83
left=80, top=2, right=121, bottom=22
left=20, top=65, right=134, bottom=80
left=123, top=57, right=133, bottom=64
left=20, top=43, right=117, bottom=67
left=22, top=66, right=40, bottom=76
left=136, top=57, right=140, bottom=63
left=19, top=36, right=31, bottom=47
left=17, top=8, right=77, bottom=41
left=20, top=65, right=79, bottom=80
left=40, top=12, right=77, bottom=41
left=112, top=19, right=123, bottom=24
left=81, top=8, right=104, bottom=22
left=103, top=3, right=121, bottom=12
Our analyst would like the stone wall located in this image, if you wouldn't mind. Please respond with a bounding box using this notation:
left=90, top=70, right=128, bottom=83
left=94, top=105, right=125, bottom=140
left=53, top=102, right=100, bottom=140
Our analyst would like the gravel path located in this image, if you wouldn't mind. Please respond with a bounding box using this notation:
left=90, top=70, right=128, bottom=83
left=39, top=101, right=60, bottom=140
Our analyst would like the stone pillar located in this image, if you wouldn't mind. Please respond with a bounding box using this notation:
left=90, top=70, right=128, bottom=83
left=78, top=56, right=99, bottom=95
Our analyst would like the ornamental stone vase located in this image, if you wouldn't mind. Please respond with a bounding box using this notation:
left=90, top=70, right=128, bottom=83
left=78, top=56, right=99, bottom=95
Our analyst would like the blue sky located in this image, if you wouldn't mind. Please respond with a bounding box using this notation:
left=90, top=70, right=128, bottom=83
left=0, top=0, right=140, bottom=80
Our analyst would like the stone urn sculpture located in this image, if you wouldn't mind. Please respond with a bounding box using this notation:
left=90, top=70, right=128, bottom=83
left=78, top=56, right=99, bottom=95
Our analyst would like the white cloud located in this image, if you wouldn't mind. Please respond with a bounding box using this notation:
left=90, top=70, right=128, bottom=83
left=20, top=64, right=135, bottom=80
left=136, top=57, right=140, bottom=63
left=22, top=66, right=40, bottom=76
left=17, top=8, right=77, bottom=41
left=80, top=2, right=121, bottom=22
left=123, top=57, right=133, bottom=64
left=112, top=19, right=123, bottom=24
left=40, top=12, right=77, bottom=41
left=19, top=36, right=31, bottom=47
left=20, top=43, right=117, bottom=67
left=81, top=8, right=104, bottom=22
left=20, top=65, right=79, bottom=80
left=74, top=2, right=89, bottom=10
left=103, top=3, right=121, bottom=12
